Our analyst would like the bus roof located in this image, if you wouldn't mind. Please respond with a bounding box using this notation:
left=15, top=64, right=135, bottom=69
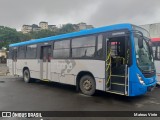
left=9, top=23, right=132, bottom=47
left=151, top=38, right=160, bottom=42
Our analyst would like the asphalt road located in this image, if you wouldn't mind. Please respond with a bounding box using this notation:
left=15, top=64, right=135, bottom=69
left=0, top=76, right=160, bottom=119
left=0, top=64, right=160, bottom=120
left=0, top=76, right=160, bottom=111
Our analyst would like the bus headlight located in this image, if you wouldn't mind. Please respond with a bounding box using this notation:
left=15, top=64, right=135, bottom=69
left=137, top=74, right=145, bottom=85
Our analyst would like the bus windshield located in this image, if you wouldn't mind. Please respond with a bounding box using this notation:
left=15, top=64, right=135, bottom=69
left=134, top=36, right=155, bottom=72
left=132, top=25, right=150, bottom=38
left=132, top=25, right=155, bottom=73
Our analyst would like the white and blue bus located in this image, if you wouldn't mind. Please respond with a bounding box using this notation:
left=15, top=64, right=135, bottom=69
left=7, top=23, right=157, bottom=96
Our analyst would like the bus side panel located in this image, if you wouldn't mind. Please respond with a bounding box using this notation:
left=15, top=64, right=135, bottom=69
left=73, top=60, right=105, bottom=91
left=155, top=60, right=160, bottom=83
left=50, top=59, right=105, bottom=91
left=16, top=59, right=41, bottom=79
left=16, top=59, right=24, bottom=76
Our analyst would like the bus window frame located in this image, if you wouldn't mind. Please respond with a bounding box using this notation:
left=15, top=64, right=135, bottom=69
left=71, top=35, right=97, bottom=59
left=95, top=34, right=105, bottom=60
left=17, top=45, right=26, bottom=59
left=152, top=42, right=160, bottom=61
left=53, top=39, right=71, bottom=59
left=26, top=44, right=38, bottom=59
left=12, top=47, right=18, bottom=62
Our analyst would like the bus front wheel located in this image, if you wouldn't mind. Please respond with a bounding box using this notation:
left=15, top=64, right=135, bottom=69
left=23, top=69, right=31, bottom=83
left=79, top=75, right=96, bottom=96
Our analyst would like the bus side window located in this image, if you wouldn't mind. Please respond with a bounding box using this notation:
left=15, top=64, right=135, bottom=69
left=26, top=44, right=37, bottom=59
left=48, top=47, right=52, bottom=62
left=13, top=49, right=17, bottom=62
left=8, top=48, right=12, bottom=59
left=152, top=46, right=156, bottom=59
left=17, top=46, right=25, bottom=59
left=157, top=46, right=160, bottom=60
left=97, top=34, right=103, bottom=58
left=53, top=40, right=70, bottom=58
left=43, top=47, right=47, bottom=62
left=72, top=36, right=96, bottom=58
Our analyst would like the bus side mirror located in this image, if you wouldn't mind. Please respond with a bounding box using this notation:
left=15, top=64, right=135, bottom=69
left=138, top=36, right=143, bottom=48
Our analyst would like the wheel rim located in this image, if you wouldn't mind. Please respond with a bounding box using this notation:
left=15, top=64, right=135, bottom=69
left=24, top=71, right=29, bottom=81
left=83, top=79, right=92, bottom=91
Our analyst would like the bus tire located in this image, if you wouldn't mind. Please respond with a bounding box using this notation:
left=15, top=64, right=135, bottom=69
left=79, top=75, right=96, bottom=96
left=23, top=69, right=31, bottom=83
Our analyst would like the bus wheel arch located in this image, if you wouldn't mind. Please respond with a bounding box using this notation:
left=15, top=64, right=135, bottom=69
left=23, top=67, right=31, bottom=83
left=76, top=71, right=96, bottom=96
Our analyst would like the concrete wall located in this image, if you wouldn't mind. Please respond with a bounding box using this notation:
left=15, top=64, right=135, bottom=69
left=140, top=23, right=160, bottom=38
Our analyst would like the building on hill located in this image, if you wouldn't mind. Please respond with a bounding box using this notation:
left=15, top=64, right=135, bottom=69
left=72, top=23, right=94, bottom=31
left=32, top=24, right=41, bottom=32
left=21, top=22, right=94, bottom=33
left=39, top=21, right=48, bottom=30
left=77, top=22, right=94, bottom=30
left=22, top=22, right=53, bottom=33
left=21, top=25, right=32, bottom=34
left=48, top=25, right=57, bottom=31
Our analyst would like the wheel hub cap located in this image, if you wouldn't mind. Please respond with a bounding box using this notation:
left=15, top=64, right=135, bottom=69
left=83, top=80, right=92, bottom=91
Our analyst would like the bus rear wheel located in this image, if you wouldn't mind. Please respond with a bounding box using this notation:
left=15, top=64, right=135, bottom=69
left=23, top=69, right=31, bottom=83
left=79, top=75, right=96, bottom=96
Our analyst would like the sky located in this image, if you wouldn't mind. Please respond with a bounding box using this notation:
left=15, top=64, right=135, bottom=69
left=0, top=0, right=160, bottom=30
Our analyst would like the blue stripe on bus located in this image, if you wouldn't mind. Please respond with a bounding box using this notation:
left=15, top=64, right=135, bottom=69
left=9, top=23, right=132, bottom=47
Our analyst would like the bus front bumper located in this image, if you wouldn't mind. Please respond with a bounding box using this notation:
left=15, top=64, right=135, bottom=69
left=130, top=80, right=157, bottom=96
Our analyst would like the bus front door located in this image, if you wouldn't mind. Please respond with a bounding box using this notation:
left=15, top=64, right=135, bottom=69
left=40, top=46, right=51, bottom=80
left=12, top=49, right=17, bottom=75
left=106, top=36, right=129, bottom=95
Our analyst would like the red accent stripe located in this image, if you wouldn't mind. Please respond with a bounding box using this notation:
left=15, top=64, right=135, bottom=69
left=151, top=38, right=160, bottom=42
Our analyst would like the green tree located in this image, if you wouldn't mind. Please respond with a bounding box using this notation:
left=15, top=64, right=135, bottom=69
left=58, top=23, right=77, bottom=34
left=0, top=26, right=21, bottom=49
left=29, top=29, right=56, bottom=39
left=0, top=23, right=80, bottom=49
